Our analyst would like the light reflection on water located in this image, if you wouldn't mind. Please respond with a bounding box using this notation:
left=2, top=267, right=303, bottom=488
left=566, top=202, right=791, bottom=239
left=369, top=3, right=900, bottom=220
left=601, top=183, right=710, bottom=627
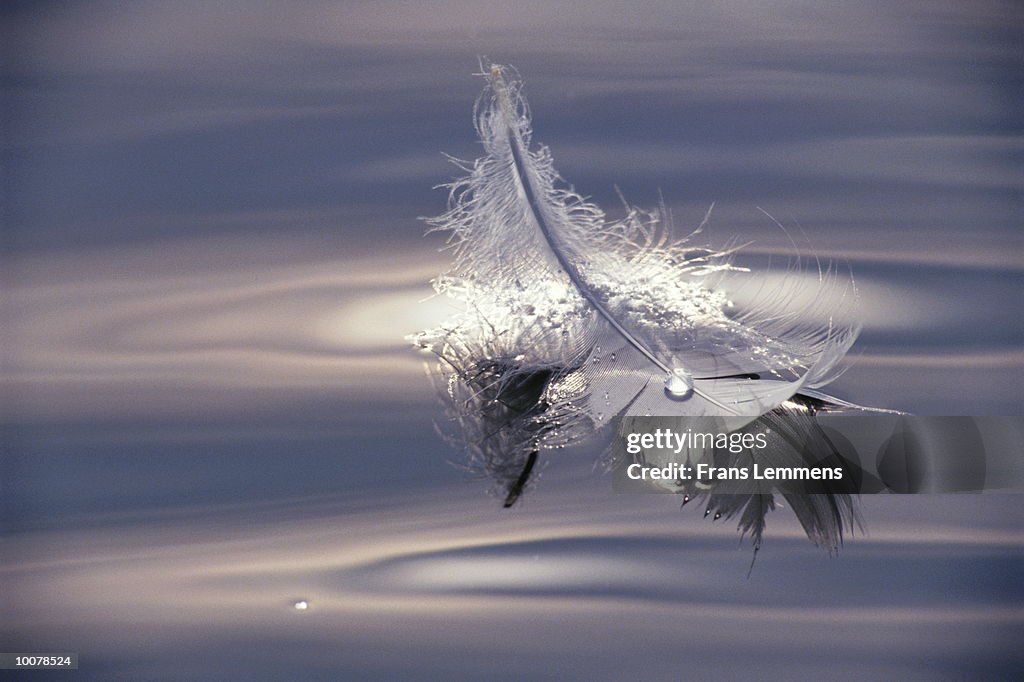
left=5, top=239, right=1020, bottom=419
left=4, top=484, right=1021, bottom=679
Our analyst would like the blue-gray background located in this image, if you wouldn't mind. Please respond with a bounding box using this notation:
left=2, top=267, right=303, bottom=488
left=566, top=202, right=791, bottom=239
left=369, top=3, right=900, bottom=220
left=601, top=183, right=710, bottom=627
left=2, top=1, right=1022, bottom=679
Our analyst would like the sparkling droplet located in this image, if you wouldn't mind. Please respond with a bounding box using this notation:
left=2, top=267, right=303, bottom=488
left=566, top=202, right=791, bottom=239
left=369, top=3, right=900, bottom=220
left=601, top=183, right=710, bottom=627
left=664, top=368, right=694, bottom=398
left=610, top=353, right=616, bottom=361
left=596, top=412, right=604, bottom=421
left=713, top=512, right=722, bottom=520
left=293, top=600, right=310, bottom=611
left=681, top=494, right=691, bottom=506
left=704, top=508, right=711, bottom=518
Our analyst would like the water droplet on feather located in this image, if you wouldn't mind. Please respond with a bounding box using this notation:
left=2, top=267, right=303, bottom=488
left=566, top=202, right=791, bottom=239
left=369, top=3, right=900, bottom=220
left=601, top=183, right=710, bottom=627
left=664, top=368, right=694, bottom=398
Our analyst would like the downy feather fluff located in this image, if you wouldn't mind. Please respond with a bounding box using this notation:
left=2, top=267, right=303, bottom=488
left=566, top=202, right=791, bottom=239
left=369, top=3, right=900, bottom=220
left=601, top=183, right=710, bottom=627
left=413, top=63, right=884, bottom=550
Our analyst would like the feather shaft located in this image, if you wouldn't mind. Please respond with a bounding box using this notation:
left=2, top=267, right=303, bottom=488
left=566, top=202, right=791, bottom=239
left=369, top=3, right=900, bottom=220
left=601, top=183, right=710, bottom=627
left=502, top=95, right=668, bottom=375
left=493, top=68, right=737, bottom=412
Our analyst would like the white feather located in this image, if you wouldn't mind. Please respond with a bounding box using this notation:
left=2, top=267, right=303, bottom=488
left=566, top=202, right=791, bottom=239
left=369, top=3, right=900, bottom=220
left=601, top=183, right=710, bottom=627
left=410, top=63, right=887, bottom=553
left=419, top=63, right=858, bottom=429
